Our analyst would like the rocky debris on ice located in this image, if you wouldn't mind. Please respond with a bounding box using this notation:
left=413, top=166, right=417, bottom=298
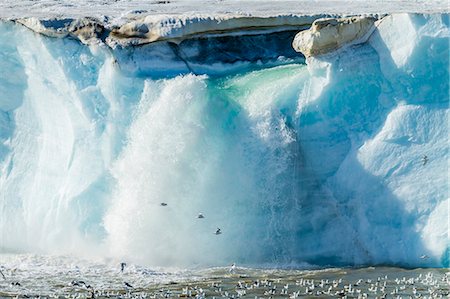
left=292, top=16, right=377, bottom=57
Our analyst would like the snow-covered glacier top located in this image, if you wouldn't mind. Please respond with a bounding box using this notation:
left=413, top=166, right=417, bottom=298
left=0, top=0, right=448, bottom=19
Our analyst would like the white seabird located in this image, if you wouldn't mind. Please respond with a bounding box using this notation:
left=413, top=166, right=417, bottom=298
left=229, top=263, right=236, bottom=273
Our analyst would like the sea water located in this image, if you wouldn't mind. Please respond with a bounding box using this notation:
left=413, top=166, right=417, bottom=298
left=0, top=254, right=449, bottom=298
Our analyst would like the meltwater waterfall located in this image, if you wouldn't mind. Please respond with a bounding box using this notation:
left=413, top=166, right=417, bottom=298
left=0, top=13, right=449, bottom=268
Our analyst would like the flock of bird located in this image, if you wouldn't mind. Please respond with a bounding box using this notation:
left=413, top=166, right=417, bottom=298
left=198, top=272, right=450, bottom=299
left=1, top=262, right=450, bottom=299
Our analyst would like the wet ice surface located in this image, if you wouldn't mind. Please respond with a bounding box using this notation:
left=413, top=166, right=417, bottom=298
left=0, top=0, right=448, bottom=19
left=1, top=254, right=449, bottom=298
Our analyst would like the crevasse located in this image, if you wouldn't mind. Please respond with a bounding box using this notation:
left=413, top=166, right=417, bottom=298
left=0, top=13, right=448, bottom=267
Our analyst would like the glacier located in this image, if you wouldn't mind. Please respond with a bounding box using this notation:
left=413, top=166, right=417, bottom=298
left=0, top=12, right=448, bottom=268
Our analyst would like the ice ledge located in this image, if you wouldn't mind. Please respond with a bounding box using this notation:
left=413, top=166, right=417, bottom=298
left=15, top=14, right=331, bottom=48
left=292, top=13, right=450, bottom=58
left=17, top=17, right=106, bottom=45
left=106, top=15, right=322, bottom=47
left=292, top=16, right=377, bottom=58
left=8, top=12, right=449, bottom=57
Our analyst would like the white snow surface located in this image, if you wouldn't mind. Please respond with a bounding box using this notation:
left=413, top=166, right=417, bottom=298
left=0, top=0, right=448, bottom=20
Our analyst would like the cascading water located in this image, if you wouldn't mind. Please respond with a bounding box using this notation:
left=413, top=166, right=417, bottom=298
left=0, top=13, right=448, bottom=268
left=104, top=66, right=311, bottom=267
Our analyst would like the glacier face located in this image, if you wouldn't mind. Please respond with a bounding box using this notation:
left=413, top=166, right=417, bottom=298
left=0, top=13, right=448, bottom=268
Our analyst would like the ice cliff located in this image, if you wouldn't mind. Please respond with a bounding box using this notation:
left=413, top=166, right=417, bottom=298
left=0, top=11, right=448, bottom=268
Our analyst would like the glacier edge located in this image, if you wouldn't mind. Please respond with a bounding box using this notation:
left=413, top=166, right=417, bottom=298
left=0, top=12, right=448, bottom=268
